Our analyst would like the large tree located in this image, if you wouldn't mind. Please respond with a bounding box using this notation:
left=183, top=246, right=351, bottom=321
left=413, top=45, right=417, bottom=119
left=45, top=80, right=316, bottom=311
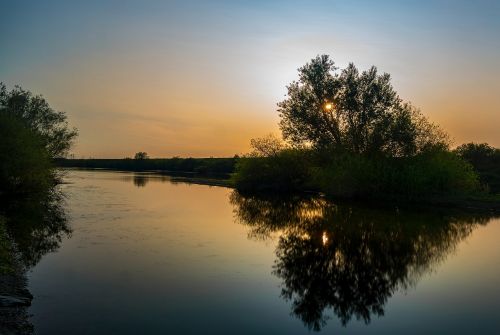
left=278, top=55, right=447, bottom=156
left=1, top=83, right=77, bottom=192
left=0, top=83, right=77, bottom=158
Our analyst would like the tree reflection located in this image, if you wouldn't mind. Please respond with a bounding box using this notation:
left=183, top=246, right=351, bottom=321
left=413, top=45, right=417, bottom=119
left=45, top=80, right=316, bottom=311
left=133, top=174, right=148, bottom=187
left=1, top=188, right=71, bottom=268
left=231, top=192, right=494, bottom=331
left=119, top=173, right=172, bottom=187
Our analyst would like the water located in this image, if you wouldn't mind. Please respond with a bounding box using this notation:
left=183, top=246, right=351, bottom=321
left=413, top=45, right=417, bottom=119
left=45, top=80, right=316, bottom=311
left=20, top=169, right=500, bottom=334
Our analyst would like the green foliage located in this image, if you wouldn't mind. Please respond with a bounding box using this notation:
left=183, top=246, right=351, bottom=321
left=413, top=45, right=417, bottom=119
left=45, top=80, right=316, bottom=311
left=231, top=134, right=310, bottom=192
left=455, top=143, right=500, bottom=194
left=310, top=149, right=480, bottom=200
left=0, top=83, right=77, bottom=158
left=0, top=83, right=77, bottom=194
left=233, top=56, right=483, bottom=201
left=0, top=113, right=53, bottom=193
left=232, top=149, right=311, bottom=192
left=278, top=55, right=448, bottom=156
left=233, top=146, right=480, bottom=200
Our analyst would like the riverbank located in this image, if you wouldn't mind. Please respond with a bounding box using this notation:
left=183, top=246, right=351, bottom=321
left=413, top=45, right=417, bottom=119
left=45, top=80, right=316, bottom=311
left=0, top=217, right=33, bottom=335
left=55, top=157, right=237, bottom=177
left=63, top=167, right=500, bottom=212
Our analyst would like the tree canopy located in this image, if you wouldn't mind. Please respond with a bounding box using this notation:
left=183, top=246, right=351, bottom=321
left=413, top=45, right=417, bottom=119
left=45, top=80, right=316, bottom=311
left=249, top=134, right=286, bottom=157
left=0, top=83, right=77, bottom=158
left=454, top=142, right=500, bottom=193
left=1, top=83, right=77, bottom=193
left=278, top=55, right=448, bottom=157
left=134, top=152, right=149, bottom=160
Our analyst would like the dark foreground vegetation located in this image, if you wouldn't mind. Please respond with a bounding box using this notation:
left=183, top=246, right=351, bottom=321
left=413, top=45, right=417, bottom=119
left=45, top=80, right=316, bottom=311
left=232, top=56, right=500, bottom=205
left=0, top=83, right=77, bottom=194
left=56, top=157, right=237, bottom=177
left=1, top=83, right=76, bottom=334
left=454, top=143, right=500, bottom=194
left=0, top=188, right=69, bottom=335
left=233, top=145, right=484, bottom=200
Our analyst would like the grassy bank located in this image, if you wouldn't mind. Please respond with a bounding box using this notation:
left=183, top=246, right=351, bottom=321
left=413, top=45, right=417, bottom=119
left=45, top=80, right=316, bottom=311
left=56, top=157, right=237, bottom=177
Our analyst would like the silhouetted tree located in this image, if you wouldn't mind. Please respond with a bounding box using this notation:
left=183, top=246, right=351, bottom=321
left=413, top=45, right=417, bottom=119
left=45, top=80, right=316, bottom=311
left=134, top=151, right=149, bottom=160
left=0, top=83, right=77, bottom=158
left=1, top=84, right=78, bottom=193
left=455, top=143, right=498, bottom=165
left=248, top=134, right=286, bottom=157
left=278, top=55, right=448, bottom=156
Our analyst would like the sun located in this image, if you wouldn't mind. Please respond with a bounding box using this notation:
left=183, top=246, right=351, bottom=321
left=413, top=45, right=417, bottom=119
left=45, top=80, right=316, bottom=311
left=324, top=102, right=333, bottom=111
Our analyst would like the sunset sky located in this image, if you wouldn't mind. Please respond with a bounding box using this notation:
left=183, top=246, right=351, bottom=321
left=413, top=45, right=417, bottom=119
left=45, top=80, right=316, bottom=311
left=2, top=0, right=499, bottom=158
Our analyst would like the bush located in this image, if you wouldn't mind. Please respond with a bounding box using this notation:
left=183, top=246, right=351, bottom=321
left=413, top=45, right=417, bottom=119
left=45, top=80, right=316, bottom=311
left=455, top=143, right=500, bottom=194
left=309, top=149, right=480, bottom=200
left=232, top=149, right=311, bottom=192
left=0, top=114, right=53, bottom=194
left=233, top=143, right=481, bottom=200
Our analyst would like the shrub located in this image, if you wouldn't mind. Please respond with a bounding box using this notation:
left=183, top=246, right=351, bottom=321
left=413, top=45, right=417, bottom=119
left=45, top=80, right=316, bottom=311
left=232, top=149, right=311, bottom=192
left=455, top=143, right=500, bottom=194
left=309, top=149, right=480, bottom=200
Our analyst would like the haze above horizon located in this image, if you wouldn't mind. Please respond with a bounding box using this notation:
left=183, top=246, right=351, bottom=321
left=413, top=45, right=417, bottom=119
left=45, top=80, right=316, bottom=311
left=1, top=0, right=499, bottom=158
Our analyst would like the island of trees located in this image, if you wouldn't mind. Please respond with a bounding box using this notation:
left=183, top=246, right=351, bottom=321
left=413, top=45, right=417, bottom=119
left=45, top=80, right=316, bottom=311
left=232, top=55, right=500, bottom=205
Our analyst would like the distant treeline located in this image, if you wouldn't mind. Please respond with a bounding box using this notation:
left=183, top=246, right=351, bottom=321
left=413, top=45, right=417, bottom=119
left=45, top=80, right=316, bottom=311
left=55, top=157, right=238, bottom=176
left=56, top=144, right=500, bottom=196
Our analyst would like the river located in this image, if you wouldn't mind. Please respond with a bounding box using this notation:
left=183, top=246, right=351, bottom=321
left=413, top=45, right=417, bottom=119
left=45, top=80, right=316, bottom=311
left=21, top=169, right=500, bottom=334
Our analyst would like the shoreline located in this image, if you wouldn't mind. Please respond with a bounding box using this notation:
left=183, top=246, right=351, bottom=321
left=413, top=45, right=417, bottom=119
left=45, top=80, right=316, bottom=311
left=64, top=167, right=500, bottom=213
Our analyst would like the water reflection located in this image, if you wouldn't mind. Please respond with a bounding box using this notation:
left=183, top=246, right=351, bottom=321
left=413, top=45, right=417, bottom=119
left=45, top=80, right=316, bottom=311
left=231, top=192, right=496, bottom=331
left=0, top=188, right=70, bottom=334
left=133, top=174, right=148, bottom=187
left=1, top=188, right=70, bottom=269
left=117, top=173, right=169, bottom=187
left=118, top=172, right=188, bottom=188
left=118, top=172, right=228, bottom=188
